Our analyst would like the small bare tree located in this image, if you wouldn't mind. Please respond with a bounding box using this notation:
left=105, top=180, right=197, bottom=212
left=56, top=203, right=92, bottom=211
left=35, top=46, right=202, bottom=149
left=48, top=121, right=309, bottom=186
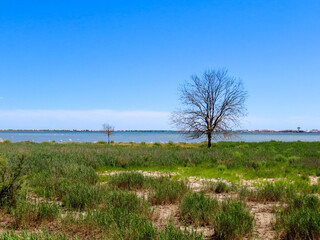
left=171, top=69, right=247, bottom=148
left=102, top=124, right=115, bottom=144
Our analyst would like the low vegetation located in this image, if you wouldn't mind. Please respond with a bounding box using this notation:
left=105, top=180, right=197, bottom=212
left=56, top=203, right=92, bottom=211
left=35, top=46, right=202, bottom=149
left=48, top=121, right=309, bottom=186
left=180, top=192, right=254, bottom=239
left=180, top=192, right=219, bottom=226
left=275, top=194, right=320, bottom=239
left=0, top=141, right=319, bottom=239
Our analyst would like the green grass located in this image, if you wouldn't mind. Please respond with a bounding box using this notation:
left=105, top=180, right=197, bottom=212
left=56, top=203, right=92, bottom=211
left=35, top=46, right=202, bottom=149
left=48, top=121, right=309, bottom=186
left=214, top=199, right=254, bottom=240
left=180, top=192, right=254, bottom=239
left=149, top=177, right=189, bottom=204
left=0, top=141, right=319, bottom=238
left=275, top=194, right=320, bottom=240
left=109, top=172, right=146, bottom=190
left=203, top=181, right=233, bottom=193
left=180, top=192, right=218, bottom=226
left=0, top=231, right=71, bottom=240
left=159, top=223, right=203, bottom=240
left=245, top=181, right=296, bottom=202
left=11, top=197, right=61, bottom=226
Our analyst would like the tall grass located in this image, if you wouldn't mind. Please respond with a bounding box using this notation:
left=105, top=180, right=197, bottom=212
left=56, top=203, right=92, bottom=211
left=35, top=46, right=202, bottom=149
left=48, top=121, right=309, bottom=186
left=180, top=192, right=218, bottom=226
left=11, top=197, right=61, bottom=226
left=0, top=141, right=319, bottom=238
left=214, top=199, right=254, bottom=240
left=149, top=177, right=189, bottom=204
left=0, top=231, right=70, bottom=240
left=109, top=172, right=145, bottom=190
left=244, top=182, right=295, bottom=202
left=180, top=192, right=254, bottom=239
left=275, top=194, right=320, bottom=239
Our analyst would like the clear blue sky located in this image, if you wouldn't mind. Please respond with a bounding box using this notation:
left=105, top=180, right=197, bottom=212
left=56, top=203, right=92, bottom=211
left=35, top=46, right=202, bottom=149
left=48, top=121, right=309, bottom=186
left=1, top=0, right=319, bottom=130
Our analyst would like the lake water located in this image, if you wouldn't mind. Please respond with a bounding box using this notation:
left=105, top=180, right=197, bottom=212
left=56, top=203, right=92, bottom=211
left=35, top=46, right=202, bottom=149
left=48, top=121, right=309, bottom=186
left=0, top=131, right=319, bottom=143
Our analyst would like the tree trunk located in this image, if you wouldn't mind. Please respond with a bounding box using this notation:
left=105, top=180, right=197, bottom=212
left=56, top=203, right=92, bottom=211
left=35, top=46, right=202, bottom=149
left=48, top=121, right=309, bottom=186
left=207, top=132, right=212, bottom=148
left=108, top=133, right=110, bottom=144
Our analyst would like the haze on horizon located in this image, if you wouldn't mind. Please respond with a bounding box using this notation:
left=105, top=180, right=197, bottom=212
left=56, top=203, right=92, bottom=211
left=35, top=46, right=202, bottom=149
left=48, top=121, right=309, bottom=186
left=1, top=1, right=319, bottom=131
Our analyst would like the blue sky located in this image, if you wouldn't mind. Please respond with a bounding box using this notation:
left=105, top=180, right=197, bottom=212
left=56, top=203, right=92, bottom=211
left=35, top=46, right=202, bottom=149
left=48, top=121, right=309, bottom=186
left=1, top=0, right=319, bottom=130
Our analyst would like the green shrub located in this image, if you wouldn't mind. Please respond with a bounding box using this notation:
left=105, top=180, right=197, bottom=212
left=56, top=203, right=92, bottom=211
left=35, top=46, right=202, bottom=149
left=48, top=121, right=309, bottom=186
left=0, top=154, right=27, bottom=206
left=203, top=181, right=232, bottom=193
left=215, top=181, right=231, bottom=193
left=274, top=154, right=287, bottom=162
left=217, top=165, right=227, bottom=172
left=153, top=142, right=162, bottom=147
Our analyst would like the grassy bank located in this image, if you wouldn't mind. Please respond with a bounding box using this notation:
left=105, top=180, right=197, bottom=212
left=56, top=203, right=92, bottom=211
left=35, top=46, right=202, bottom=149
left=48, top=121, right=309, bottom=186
left=0, top=141, right=319, bottom=239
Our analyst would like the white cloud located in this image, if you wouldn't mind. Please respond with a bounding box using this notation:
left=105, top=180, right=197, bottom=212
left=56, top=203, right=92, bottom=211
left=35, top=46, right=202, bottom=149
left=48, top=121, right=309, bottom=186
left=0, top=109, right=172, bottom=130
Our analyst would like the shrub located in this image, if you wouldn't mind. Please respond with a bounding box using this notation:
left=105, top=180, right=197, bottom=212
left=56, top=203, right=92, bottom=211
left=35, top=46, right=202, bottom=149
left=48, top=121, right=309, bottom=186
left=153, top=142, right=162, bottom=147
left=217, top=164, right=227, bottom=172
left=0, top=154, right=27, bottom=206
left=215, top=181, right=231, bottom=193
left=203, top=181, right=232, bottom=193
left=274, top=154, right=287, bottom=162
left=180, top=192, right=218, bottom=226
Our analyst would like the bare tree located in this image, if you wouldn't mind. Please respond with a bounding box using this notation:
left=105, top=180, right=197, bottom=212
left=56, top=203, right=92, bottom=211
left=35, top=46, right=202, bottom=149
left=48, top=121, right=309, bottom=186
left=171, top=69, right=247, bottom=148
left=102, top=123, right=115, bottom=144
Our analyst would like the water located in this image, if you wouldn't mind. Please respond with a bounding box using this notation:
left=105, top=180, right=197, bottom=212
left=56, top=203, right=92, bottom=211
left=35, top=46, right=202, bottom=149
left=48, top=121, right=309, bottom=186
left=0, top=131, right=319, bottom=143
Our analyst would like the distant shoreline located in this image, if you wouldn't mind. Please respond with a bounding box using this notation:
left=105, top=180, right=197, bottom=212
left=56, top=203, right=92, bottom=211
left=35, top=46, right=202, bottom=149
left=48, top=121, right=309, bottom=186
left=0, top=130, right=319, bottom=133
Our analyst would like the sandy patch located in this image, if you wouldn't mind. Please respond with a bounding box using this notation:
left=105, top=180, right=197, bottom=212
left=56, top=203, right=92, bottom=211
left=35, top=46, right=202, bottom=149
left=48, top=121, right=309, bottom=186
left=152, top=204, right=179, bottom=228
left=247, top=202, right=278, bottom=240
left=241, top=178, right=283, bottom=186
left=100, top=170, right=180, bottom=178
left=310, top=175, right=320, bottom=185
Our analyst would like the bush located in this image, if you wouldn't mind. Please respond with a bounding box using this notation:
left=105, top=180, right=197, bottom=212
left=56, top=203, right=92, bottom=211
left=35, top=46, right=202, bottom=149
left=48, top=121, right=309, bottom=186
left=215, top=181, right=231, bottom=193
left=203, top=181, right=232, bottom=193
left=274, top=154, right=287, bottom=162
left=217, top=165, right=227, bottom=172
left=0, top=154, right=26, bottom=206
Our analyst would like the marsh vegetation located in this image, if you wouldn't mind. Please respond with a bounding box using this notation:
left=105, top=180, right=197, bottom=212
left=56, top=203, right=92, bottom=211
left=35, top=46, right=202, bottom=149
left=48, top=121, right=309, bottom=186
left=0, top=141, right=319, bottom=239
